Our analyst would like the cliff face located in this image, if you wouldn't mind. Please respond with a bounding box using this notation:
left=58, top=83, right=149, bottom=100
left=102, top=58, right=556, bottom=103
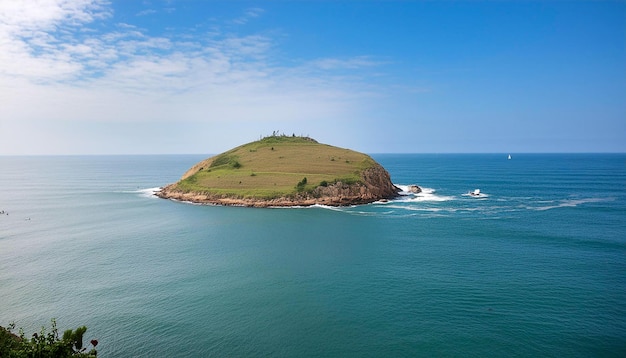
left=157, top=163, right=400, bottom=207
left=308, top=164, right=399, bottom=205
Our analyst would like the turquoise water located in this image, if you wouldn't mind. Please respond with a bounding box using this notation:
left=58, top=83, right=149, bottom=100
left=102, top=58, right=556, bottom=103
left=1, top=154, right=625, bottom=357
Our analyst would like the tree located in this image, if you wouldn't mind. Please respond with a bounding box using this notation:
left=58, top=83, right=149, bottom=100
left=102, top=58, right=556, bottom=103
left=296, top=177, right=308, bottom=192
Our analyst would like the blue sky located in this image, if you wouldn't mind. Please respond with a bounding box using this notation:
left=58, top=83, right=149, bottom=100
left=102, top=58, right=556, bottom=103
left=0, top=0, right=624, bottom=154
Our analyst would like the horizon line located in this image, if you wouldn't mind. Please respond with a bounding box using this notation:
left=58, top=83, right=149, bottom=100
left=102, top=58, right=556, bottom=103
left=1, top=152, right=625, bottom=157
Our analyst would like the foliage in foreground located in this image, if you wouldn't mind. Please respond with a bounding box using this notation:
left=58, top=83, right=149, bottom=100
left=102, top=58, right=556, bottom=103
left=0, top=319, right=98, bottom=358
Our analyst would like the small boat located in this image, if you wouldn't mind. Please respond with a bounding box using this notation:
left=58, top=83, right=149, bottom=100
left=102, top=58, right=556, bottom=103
left=508, top=154, right=511, bottom=160
left=470, top=189, right=481, bottom=197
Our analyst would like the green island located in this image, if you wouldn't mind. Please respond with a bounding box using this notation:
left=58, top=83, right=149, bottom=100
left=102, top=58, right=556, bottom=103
left=156, top=135, right=400, bottom=207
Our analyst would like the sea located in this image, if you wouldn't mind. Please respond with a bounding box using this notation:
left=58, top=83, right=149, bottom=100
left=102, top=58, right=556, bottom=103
left=1, top=154, right=625, bottom=357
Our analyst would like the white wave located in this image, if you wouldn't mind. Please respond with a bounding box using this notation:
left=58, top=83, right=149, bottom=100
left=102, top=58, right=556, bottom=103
left=402, top=206, right=445, bottom=212
left=401, top=187, right=455, bottom=202
left=134, top=187, right=162, bottom=198
left=269, top=204, right=350, bottom=211
left=395, top=184, right=414, bottom=195
left=308, top=204, right=346, bottom=211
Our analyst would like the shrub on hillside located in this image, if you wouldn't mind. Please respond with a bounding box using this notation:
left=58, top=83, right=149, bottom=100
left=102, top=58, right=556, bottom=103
left=296, top=177, right=308, bottom=191
left=0, top=320, right=98, bottom=357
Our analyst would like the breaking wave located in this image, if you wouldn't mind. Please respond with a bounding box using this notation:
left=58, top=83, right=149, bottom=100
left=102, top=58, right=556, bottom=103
left=128, top=187, right=162, bottom=198
left=394, top=185, right=455, bottom=202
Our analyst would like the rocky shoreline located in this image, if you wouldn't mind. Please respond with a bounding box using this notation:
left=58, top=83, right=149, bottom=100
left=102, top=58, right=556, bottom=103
left=156, top=165, right=405, bottom=208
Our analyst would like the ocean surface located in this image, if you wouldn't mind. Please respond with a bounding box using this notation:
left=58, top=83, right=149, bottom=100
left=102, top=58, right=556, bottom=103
left=1, top=154, right=625, bottom=357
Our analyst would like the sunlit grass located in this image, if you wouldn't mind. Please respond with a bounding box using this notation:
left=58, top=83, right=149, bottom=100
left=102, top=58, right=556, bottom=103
left=172, top=136, right=376, bottom=199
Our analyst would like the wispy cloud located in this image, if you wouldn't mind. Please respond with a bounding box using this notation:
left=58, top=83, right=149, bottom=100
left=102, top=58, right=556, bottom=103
left=1, top=0, right=383, bottom=104
left=232, top=7, right=264, bottom=25
left=0, top=0, right=113, bottom=82
left=310, top=56, right=388, bottom=71
left=0, top=0, right=389, bottom=153
left=136, top=9, right=156, bottom=17
left=0, top=0, right=111, bottom=29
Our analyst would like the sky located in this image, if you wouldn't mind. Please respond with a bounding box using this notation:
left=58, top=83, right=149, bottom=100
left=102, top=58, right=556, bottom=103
left=0, top=0, right=624, bottom=155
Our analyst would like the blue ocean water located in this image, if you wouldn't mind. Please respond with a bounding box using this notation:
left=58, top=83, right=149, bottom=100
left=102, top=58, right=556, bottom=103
left=1, top=154, right=625, bottom=357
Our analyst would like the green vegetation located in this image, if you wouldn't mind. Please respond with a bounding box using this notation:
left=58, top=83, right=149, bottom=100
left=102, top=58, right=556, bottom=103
left=209, top=153, right=241, bottom=169
left=171, top=135, right=377, bottom=199
left=1, top=319, right=98, bottom=357
left=296, top=177, right=308, bottom=192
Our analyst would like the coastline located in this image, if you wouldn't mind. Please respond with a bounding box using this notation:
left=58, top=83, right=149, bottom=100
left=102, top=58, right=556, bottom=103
left=156, top=156, right=405, bottom=208
left=154, top=181, right=403, bottom=208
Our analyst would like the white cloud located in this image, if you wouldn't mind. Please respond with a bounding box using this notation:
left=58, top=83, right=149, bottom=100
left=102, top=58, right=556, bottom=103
left=0, top=0, right=111, bottom=82
left=0, top=0, right=110, bottom=30
left=232, top=7, right=264, bottom=25
left=136, top=9, right=156, bottom=17
left=0, top=0, right=389, bottom=154
left=310, top=56, right=387, bottom=71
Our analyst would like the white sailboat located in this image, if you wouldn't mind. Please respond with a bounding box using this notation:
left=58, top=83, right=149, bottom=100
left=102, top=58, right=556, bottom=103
left=508, top=154, right=511, bottom=160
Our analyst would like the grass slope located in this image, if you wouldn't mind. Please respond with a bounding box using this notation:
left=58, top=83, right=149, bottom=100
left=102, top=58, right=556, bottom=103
left=173, top=136, right=377, bottom=199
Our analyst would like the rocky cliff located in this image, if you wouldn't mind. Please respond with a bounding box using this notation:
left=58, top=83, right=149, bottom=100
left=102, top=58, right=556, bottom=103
left=157, top=163, right=400, bottom=207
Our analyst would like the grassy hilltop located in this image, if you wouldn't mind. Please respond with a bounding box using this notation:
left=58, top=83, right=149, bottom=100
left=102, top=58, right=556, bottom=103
left=170, top=135, right=378, bottom=200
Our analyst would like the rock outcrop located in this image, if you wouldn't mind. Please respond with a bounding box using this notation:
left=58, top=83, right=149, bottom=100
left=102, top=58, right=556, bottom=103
left=156, top=163, right=400, bottom=207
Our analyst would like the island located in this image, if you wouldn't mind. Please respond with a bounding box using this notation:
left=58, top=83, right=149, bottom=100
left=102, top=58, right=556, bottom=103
left=156, top=135, right=402, bottom=207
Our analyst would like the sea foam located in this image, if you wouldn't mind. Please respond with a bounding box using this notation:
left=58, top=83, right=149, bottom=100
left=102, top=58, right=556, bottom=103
left=529, top=197, right=613, bottom=211
left=135, top=187, right=162, bottom=198
left=394, top=185, right=455, bottom=202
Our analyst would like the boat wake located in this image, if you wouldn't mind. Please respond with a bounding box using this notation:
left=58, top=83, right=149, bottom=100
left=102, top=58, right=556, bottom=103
left=527, top=197, right=613, bottom=211
left=135, top=183, right=613, bottom=219
left=461, top=192, right=489, bottom=198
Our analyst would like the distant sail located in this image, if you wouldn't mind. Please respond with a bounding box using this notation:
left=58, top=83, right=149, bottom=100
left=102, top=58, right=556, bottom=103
left=508, top=154, right=511, bottom=160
